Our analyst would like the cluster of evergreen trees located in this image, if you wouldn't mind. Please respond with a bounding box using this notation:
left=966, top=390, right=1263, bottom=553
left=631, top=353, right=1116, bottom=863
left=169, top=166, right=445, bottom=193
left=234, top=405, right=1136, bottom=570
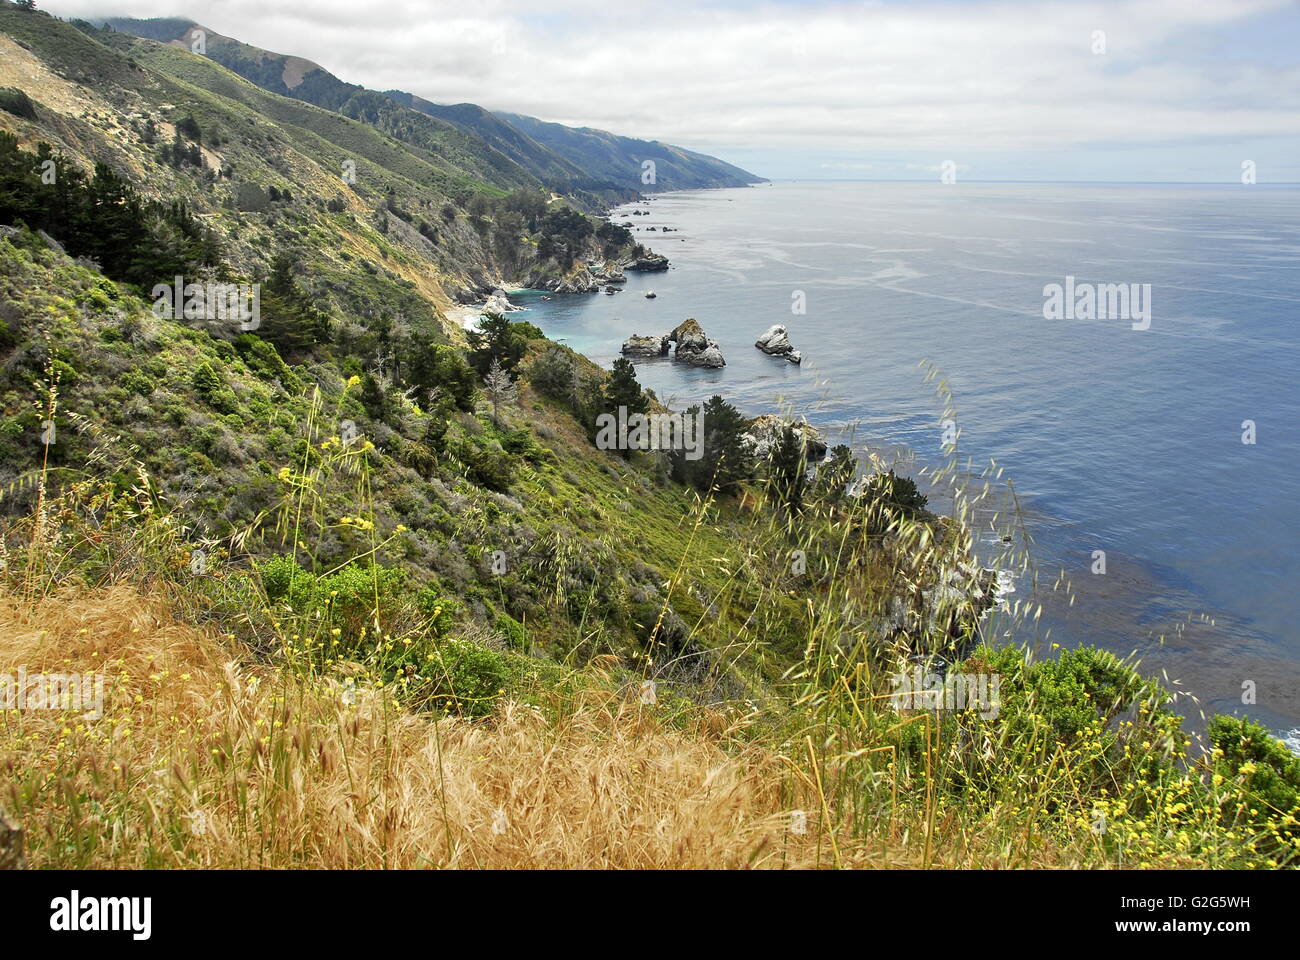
left=0, top=132, right=222, bottom=287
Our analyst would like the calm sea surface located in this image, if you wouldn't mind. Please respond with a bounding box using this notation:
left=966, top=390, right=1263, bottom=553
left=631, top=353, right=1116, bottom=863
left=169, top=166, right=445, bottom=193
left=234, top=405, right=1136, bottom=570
left=511, top=180, right=1300, bottom=745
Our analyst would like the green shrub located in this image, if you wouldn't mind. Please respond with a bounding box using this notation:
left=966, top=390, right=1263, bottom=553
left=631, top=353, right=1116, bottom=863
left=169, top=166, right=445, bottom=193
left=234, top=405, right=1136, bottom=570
left=527, top=344, right=575, bottom=404
left=494, top=612, right=527, bottom=651
left=119, top=369, right=154, bottom=397
left=453, top=435, right=515, bottom=491
left=425, top=639, right=510, bottom=717
left=315, top=563, right=409, bottom=637
left=854, top=469, right=929, bottom=533
left=0, top=87, right=37, bottom=121
left=1210, top=715, right=1300, bottom=844
left=259, top=556, right=409, bottom=639
left=191, top=361, right=238, bottom=413
left=510, top=319, right=545, bottom=341
left=415, top=583, right=459, bottom=636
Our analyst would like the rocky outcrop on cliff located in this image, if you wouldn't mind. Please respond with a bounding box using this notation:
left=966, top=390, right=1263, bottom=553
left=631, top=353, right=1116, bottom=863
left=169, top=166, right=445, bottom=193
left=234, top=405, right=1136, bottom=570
left=870, top=561, right=1003, bottom=653
left=549, top=267, right=602, bottom=294
left=540, top=258, right=638, bottom=293
left=741, top=414, right=827, bottom=461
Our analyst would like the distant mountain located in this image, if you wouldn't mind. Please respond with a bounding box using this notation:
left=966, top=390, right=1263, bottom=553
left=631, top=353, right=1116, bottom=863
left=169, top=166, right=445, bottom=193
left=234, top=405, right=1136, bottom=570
left=100, top=17, right=764, bottom=194
left=497, top=111, right=764, bottom=192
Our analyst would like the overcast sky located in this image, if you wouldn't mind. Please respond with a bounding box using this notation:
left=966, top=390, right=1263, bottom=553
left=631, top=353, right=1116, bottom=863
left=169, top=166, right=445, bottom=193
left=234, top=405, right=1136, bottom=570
left=43, top=0, right=1300, bottom=181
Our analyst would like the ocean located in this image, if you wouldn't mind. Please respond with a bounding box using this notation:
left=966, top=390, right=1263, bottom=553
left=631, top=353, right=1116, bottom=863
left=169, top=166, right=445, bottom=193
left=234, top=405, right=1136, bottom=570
left=509, top=180, right=1300, bottom=746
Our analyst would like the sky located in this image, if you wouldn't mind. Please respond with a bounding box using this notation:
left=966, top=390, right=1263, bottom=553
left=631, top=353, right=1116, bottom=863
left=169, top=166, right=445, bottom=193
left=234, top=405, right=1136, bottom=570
left=42, top=0, right=1300, bottom=181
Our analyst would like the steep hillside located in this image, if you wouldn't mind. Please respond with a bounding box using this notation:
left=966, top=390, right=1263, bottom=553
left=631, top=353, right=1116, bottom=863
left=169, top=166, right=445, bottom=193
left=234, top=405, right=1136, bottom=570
left=0, top=4, right=664, bottom=331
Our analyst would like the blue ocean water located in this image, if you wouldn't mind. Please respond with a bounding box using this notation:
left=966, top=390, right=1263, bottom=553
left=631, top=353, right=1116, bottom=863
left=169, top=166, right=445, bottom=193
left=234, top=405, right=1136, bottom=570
left=512, top=181, right=1300, bottom=742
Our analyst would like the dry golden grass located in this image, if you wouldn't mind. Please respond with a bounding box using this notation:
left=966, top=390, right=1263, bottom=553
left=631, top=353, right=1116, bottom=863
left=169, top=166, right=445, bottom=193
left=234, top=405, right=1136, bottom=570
left=0, top=585, right=842, bottom=869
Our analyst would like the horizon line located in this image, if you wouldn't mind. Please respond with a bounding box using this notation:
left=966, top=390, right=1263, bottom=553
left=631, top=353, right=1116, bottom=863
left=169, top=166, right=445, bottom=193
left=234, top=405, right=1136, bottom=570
left=753, top=178, right=1300, bottom=186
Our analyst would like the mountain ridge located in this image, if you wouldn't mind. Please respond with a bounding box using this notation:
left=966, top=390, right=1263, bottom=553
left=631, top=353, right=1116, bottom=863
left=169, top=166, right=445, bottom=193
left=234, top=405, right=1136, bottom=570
left=99, top=15, right=765, bottom=195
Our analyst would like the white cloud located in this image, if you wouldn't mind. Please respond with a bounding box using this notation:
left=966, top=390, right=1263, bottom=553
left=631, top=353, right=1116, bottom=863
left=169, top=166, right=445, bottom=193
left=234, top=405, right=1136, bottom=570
left=44, top=0, right=1300, bottom=168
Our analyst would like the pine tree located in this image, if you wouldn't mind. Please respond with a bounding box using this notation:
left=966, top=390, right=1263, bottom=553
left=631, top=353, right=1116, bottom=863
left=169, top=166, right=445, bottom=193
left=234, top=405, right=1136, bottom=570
left=671, top=395, right=751, bottom=495
left=408, top=341, right=476, bottom=412
left=482, top=357, right=517, bottom=427
left=767, top=425, right=808, bottom=514
left=466, top=312, right=525, bottom=378
left=814, top=444, right=856, bottom=505
left=257, top=254, right=330, bottom=358
left=602, top=357, right=648, bottom=418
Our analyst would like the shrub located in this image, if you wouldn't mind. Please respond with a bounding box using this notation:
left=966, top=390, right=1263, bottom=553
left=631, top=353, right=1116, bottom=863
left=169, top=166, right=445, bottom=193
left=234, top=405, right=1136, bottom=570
left=854, top=469, right=930, bottom=533
left=416, top=583, right=459, bottom=637
left=453, top=436, right=515, bottom=492
left=0, top=87, right=37, bottom=121
left=425, top=639, right=510, bottom=717
left=259, top=556, right=409, bottom=640
left=494, top=612, right=527, bottom=652
left=527, top=343, right=575, bottom=403
left=510, top=319, right=545, bottom=341
left=191, top=361, right=238, bottom=413
left=1210, top=714, right=1300, bottom=845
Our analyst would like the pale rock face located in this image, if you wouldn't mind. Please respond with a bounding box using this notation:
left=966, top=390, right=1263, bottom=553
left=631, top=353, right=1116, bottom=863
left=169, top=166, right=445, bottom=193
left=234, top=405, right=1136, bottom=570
left=688, top=340, right=726, bottom=368
left=668, top=318, right=725, bottom=366
left=669, top=317, right=708, bottom=352
left=481, top=293, right=520, bottom=315
left=621, top=334, right=670, bottom=358
left=755, top=323, right=793, bottom=355
left=741, top=414, right=827, bottom=461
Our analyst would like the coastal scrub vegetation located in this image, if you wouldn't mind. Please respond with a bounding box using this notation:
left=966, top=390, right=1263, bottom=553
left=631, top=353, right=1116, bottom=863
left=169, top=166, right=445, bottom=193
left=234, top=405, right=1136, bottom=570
left=0, top=4, right=1295, bottom=870
left=2, top=237, right=1296, bottom=868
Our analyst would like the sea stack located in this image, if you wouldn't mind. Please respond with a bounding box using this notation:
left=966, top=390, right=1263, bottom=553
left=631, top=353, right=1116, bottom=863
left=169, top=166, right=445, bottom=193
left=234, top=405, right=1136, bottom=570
left=621, top=334, right=670, bottom=358
left=755, top=323, right=801, bottom=363
left=669, top=318, right=725, bottom=368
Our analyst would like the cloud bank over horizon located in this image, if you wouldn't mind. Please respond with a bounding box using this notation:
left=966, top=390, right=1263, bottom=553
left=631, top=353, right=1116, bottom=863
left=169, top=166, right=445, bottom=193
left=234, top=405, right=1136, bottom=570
left=42, top=0, right=1300, bottom=181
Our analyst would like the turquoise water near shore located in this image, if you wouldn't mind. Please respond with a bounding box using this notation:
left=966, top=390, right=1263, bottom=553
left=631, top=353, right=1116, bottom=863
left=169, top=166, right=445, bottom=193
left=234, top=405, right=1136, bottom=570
left=511, top=181, right=1300, bottom=747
